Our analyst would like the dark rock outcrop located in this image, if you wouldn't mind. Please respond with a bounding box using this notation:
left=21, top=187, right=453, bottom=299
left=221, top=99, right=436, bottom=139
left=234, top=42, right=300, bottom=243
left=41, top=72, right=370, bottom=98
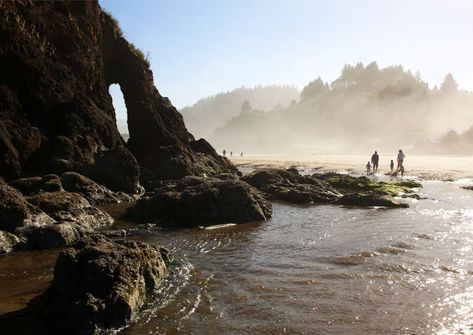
left=9, top=174, right=63, bottom=195
left=0, top=181, right=31, bottom=232
left=242, top=168, right=342, bottom=204
left=0, top=1, right=237, bottom=191
left=23, top=222, right=85, bottom=250
left=127, top=176, right=272, bottom=227
left=26, top=191, right=113, bottom=229
left=10, top=171, right=134, bottom=205
left=61, top=171, right=133, bottom=205
left=35, top=235, right=169, bottom=334
left=243, top=169, right=418, bottom=208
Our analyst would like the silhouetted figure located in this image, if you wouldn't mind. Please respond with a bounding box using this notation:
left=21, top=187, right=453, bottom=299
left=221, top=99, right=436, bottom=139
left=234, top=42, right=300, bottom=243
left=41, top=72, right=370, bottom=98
left=223, top=149, right=226, bottom=156
left=230, top=151, right=233, bottom=157
left=371, top=151, right=379, bottom=172
left=400, top=165, right=405, bottom=177
left=390, top=160, right=394, bottom=173
left=397, top=149, right=405, bottom=170
left=366, top=161, right=372, bottom=175
left=241, top=152, right=243, bottom=157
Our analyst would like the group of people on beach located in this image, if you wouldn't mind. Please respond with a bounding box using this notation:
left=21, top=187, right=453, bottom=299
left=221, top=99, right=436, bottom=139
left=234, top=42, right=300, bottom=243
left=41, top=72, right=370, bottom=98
left=366, top=149, right=405, bottom=177
left=223, top=149, right=243, bottom=157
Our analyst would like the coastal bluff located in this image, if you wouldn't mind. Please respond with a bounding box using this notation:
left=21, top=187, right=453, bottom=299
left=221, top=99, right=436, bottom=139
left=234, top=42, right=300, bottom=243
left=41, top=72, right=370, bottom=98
left=0, top=0, right=236, bottom=191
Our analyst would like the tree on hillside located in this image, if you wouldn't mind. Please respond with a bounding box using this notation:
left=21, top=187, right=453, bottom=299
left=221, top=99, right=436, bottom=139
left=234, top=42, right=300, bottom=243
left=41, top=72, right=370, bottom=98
left=301, top=77, right=330, bottom=100
left=440, top=73, right=458, bottom=94
left=240, top=100, right=252, bottom=114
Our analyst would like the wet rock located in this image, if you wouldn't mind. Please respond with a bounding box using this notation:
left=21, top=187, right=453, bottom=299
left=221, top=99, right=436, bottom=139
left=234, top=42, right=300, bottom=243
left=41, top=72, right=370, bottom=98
left=334, top=194, right=409, bottom=208
left=27, top=192, right=113, bottom=229
left=127, top=176, right=272, bottom=227
left=263, top=183, right=341, bottom=204
left=397, top=180, right=422, bottom=188
left=9, top=175, right=63, bottom=195
left=23, top=222, right=85, bottom=250
left=35, top=235, right=169, bottom=334
left=316, top=173, right=420, bottom=197
left=0, top=182, right=31, bottom=233
left=242, top=168, right=341, bottom=204
left=0, top=231, right=23, bottom=254
left=61, top=172, right=133, bottom=206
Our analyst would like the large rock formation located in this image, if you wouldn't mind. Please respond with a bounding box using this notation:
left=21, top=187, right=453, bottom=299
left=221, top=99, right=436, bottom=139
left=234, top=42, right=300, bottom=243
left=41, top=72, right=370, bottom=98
left=242, top=168, right=419, bottom=208
left=0, top=0, right=237, bottom=192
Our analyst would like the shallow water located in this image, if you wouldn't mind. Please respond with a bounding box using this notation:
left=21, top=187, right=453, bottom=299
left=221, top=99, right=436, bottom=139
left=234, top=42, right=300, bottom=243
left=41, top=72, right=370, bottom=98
left=2, top=180, right=473, bottom=334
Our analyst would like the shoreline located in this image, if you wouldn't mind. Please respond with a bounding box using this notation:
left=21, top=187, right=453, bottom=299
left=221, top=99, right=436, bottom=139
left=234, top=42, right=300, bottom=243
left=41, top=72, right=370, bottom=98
left=229, top=154, right=473, bottom=181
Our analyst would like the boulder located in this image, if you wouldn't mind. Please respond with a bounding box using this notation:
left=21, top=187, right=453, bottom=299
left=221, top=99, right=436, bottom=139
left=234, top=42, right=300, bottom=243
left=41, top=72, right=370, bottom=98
left=61, top=172, right=133, bottom=206
left=0, top=231, right=23, bottom=254
left=242, top=168, right=341, bottom=204
left=127, top=176, right=272, bottom=227
left=35, top=235, right=169, bottom=334
left=334, top=194, right=409, bottom=208
left=9, top=174, right=63, bottom=195
left=0, top=182, right=31, bottom=233
left=27, top=192, right=113, bottom=229
left=23, top=222, right=85, bottom=250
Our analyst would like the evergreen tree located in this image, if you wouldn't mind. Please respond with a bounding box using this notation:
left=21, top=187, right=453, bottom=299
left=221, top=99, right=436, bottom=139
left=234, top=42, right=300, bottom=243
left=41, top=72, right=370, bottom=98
left=301, top=77, right=329, bottom=100
left=440, top=73, right=458, bottom=94
left=240, top=100, right=252, bottom=114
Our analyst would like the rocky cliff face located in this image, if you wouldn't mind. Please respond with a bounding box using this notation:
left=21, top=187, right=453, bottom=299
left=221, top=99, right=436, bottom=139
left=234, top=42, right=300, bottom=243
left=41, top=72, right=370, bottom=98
left=0, top=0, right=236, bottom=192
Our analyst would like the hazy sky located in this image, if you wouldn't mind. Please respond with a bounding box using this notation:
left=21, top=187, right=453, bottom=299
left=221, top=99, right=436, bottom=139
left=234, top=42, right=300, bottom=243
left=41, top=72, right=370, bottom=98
left=101, top=0, right=473, bottom=119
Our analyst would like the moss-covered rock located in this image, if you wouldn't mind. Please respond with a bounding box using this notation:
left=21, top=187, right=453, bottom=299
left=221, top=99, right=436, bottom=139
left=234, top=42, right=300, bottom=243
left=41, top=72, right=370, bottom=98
left=242, top=168, right=341, bottom=204
left=316, top=173, right=420, bottom=197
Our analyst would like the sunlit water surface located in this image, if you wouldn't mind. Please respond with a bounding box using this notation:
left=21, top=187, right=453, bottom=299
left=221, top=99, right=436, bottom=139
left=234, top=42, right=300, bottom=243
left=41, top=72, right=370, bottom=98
left=2, top=180, right=473, bottom=334
left=122, top=180, right=473, bottom=335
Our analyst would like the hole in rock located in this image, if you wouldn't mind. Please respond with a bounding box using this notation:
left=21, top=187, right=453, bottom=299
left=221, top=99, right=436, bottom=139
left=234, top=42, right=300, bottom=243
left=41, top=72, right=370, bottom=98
left=109, top=83, right=129, bottom=142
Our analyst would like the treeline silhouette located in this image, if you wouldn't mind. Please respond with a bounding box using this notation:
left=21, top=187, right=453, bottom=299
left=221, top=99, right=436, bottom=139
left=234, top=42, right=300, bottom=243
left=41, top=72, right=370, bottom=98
left=204, top=62, right=473, bottom=154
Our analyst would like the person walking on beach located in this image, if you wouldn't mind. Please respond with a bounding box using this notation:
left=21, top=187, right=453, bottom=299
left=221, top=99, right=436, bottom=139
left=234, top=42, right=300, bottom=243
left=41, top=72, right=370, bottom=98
left=223, top=149, right=226, bottom=157
left=366, top=161, right=372, bottom=175
left=390, top=160, right=394, bottom=173
left=371, top=151, right=379, bottom=172
left=241, top=152, right=243, bottom=157
left=230, top=151, right=233, bottom=157
left=400, top=164, right=405, bottom=177
left=397, top=149, right=405, bottom=170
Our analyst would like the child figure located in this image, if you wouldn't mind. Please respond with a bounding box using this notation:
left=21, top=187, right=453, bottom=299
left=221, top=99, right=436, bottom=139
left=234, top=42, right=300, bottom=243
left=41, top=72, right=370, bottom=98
left=400, top=164, right=405, bottom=177
left=390, top=160, right=394, bottom=173
left=366, top=161, right=372, bottom=175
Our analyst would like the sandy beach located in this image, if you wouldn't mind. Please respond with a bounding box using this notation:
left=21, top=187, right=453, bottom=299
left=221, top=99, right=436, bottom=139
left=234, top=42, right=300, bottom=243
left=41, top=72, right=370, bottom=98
left=230, top=154, right=473, bottom=180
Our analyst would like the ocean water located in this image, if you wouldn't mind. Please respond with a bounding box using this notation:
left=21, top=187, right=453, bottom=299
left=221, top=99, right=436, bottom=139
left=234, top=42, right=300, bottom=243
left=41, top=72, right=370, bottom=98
left=2, top=180, right=473, bottom=334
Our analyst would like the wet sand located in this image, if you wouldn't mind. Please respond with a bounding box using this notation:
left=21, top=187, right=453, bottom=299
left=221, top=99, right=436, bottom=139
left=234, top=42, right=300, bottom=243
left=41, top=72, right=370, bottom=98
left=230, top=154, right=473, bottom=180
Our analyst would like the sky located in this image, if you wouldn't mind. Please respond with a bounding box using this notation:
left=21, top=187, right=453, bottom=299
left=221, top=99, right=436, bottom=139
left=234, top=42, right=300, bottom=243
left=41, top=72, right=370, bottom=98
left=100, top=0, right=473, bottom=119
